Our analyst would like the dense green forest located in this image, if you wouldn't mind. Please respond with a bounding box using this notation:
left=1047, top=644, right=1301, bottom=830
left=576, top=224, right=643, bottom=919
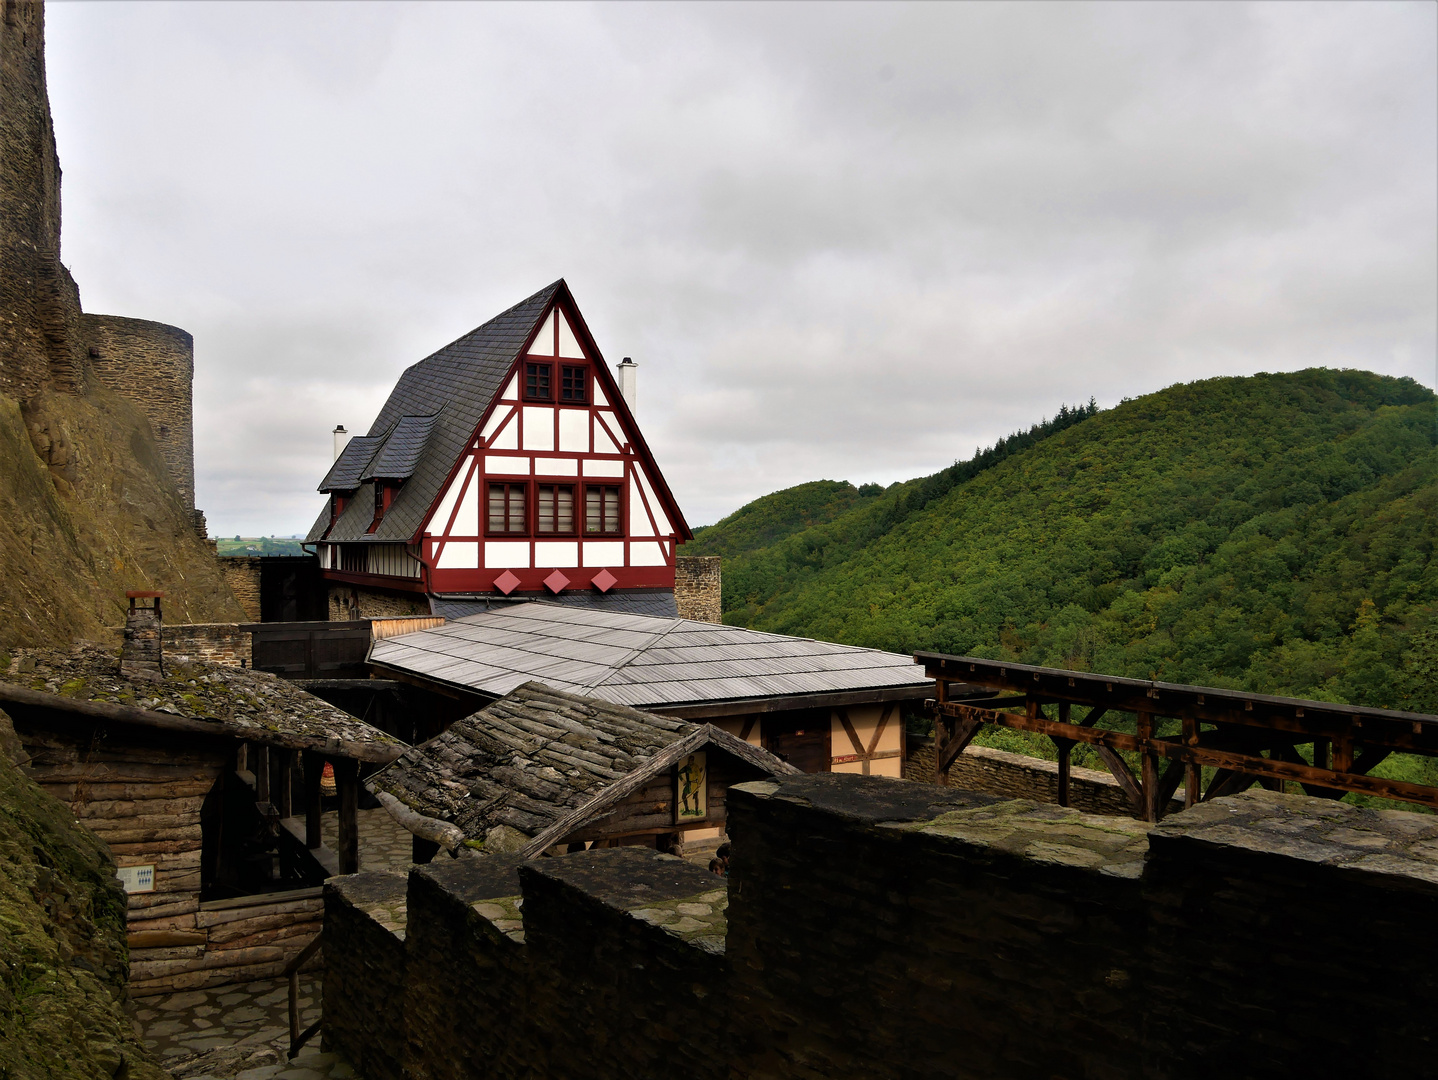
left=688, top=369, right=1437, bottom=797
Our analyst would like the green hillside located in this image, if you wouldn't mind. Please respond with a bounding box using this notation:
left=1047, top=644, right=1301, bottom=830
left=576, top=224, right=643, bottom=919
left=693, top=369, right=1438, bottom=717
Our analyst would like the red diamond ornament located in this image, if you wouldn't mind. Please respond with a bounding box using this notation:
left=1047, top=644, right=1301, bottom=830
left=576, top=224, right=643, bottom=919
left=544, top=569, right=571, bottom=594
left=591, top=568, right=617, bottom=593
left=493, top=570, right=521, bottom=595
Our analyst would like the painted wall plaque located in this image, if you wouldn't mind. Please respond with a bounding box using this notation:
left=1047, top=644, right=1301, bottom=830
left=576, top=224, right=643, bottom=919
left=675, top=751, right=707, bottom=823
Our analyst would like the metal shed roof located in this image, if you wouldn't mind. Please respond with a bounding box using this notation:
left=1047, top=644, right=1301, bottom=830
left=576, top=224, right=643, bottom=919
left=368, top=602, right=931, bottom=715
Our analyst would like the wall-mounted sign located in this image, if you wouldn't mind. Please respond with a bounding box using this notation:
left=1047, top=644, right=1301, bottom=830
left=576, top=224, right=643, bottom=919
left=115, top=864, right=155, bottom=894
left=675, top=752, right=707, bottom=823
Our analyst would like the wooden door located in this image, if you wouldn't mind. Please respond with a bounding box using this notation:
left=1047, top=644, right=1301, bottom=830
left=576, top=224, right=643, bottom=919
left=764, top=711, right=831, bottom=773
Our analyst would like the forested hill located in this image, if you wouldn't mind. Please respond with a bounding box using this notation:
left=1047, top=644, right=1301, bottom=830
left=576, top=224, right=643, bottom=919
left=687, top=369, right=1437, bottom=714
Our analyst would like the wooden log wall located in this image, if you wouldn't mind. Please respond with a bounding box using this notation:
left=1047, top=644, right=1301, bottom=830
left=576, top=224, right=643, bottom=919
left=14, top=718, right=323, bottom=996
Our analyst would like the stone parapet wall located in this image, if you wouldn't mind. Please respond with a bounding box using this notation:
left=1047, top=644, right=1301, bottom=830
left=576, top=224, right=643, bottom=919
left=324, top=775, right=1438, bottom=1080
left=82, top=314, right=195, bottom=509
left=323, top=873, right=408, bottom=1080
left=162, top=623, right=252, bottom=668
left=674, top=556, right=721, bottom=624
left=905, top=737, right=1146, bottom=816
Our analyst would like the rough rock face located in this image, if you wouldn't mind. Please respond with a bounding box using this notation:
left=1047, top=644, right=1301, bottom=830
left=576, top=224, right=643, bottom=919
left=0, top=1, right=244, bottom=649
left=0, top=708, right=167, bottom=1080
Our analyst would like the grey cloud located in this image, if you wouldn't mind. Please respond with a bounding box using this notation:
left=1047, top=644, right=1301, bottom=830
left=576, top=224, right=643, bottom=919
left=44, top=1, right=1436, bottom=534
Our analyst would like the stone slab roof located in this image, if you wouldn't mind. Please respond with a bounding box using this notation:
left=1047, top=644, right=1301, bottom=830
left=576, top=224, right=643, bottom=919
left=368, top=601, right=931, bottom=713
left=367, top=682, right=796, bottom=857
left=308, top=281, right=562, bottom=544
left=429, top=590, right=679, bottom=621
left=0, top=643, right=404, bottom=763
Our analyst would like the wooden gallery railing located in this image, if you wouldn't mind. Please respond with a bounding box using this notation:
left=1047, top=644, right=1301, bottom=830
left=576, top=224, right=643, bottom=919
left=917, top=652, right=1438, bottom=823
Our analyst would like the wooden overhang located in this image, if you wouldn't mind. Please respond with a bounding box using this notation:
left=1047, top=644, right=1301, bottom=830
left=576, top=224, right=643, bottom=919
left=917, top=652, right=1438, bottom=821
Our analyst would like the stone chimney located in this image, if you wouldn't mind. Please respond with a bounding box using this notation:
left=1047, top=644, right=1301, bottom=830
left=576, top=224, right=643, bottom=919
left=616, top=358, right=637, bottom=413
left=333, top=425, right=351, bottom=462
left=121, top=592, right=165, bottom=680
left=674, top=557, right=721, bottom=624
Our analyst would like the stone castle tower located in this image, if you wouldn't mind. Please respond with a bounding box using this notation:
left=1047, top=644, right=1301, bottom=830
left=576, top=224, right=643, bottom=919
left=0, top=0, right=242, bottom=646
left=0, top=1, right=198, bottom=518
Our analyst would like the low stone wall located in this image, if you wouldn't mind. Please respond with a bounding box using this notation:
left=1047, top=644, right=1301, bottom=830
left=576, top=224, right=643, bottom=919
left=323, top=775, right=1438, bottom=1080
left=323, top=873, right=408, bottom=1080
left=328, top=585, right=431, bottom=622
left=674, top=556, right=722, bottom=624
left=162, top=623, right=252, bottom=668
left=906, top=736, right=1152, bottom=816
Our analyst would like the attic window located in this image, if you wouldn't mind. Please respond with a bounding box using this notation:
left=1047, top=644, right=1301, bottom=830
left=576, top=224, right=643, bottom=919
left=560, top=365, right=587, bottom=403
left=525, top=363, right=552, bottom=401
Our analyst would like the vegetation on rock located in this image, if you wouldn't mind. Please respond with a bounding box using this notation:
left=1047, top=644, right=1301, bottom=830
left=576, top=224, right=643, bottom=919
left=0, top=709, right=166, bottom=1080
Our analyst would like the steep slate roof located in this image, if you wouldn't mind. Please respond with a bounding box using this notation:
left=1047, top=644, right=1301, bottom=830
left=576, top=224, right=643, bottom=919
left=0, top=643, right=404, bottom=763
left=307, top=282, right=562, bottom=544
left=366, top=681, right=796, bottom=857
left=367, top=602, right=931, bottom=713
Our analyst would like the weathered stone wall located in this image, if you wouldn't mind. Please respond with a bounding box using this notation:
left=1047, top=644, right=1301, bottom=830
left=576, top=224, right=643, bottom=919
left=328, top=584, right=431, bottom=621
left=323, top=872, right=408, bottom=1080
left=219, top=557, right=263, bottom=621
left=163, top=623, right=253, bottom=668
left=675, top=555, right=722, bottom=624
left=906, top=737, right=1146, bottom=816
left=0, top=0, right=89, bottom=399
left=327, top=774, right=1438, bottom=1080
left=83, top=314, right=195, bottom=509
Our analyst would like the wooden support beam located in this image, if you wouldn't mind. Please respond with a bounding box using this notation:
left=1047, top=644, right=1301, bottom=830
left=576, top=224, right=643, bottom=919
left=1055, top=703, right=1073, bottom=808
left=937, top=717, right=984, bottom=775
left=335, top=758, right=359, bottom=875
left=1155, top=757, right=1186, bottom=814
left=1204, top=768, right=1256, bottom=801
left=1095, top=746, right=1143, bottom=815
left=1182, top=714, right=1200, bottom=809
left=1138, top=712, right=1160, bottom=822
left=254, top=744, right=270, bottom=804
left=303, top=752, right=323, bottom=850
left=277, top=751, right=294, bottom=819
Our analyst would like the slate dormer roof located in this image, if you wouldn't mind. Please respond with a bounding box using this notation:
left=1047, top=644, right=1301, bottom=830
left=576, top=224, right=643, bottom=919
left=307, top=281, right=563, bottom=544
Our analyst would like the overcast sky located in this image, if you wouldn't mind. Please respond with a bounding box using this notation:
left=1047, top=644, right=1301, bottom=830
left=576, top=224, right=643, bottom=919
left=45, top=1, right=1437, bottom=537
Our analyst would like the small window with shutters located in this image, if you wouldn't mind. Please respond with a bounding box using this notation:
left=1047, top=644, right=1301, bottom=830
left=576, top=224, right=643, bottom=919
left=537, top=484, right=575, bottom=535
left=487, top=482, right=529, bottom=535
left=584, top=485, right=622, bottom=535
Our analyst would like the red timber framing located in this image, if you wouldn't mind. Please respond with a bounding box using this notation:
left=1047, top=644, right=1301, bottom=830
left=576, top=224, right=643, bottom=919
left=918, top=652, right=1438, bottom=823
left=421, top=288, right=689, bottom=595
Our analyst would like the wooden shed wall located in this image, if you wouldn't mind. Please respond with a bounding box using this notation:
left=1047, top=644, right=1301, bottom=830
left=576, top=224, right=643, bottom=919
left=14, top=718, right=322, bottom=995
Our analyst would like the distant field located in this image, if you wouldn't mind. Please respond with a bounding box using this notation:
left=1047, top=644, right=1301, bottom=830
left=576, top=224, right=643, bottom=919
left=215, top=537, right=310, bottom=557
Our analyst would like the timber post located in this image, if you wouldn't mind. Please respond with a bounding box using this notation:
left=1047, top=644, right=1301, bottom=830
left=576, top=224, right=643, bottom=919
left=278, top=750, right=294, bottom=819
left=335, top=757, right=360, bottom=874
left=303, top=752, right=323, bottom=849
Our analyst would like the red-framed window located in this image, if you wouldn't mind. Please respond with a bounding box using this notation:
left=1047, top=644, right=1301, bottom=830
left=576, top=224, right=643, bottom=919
left=487, top=482, right=529, bottom=535
left=584, top=484, right=622, bottom=535
left=537, top=484, right=576, bottom=535
left=524, top=362, right=553, bottom=401
left=560, top=365, right=587, bottom=403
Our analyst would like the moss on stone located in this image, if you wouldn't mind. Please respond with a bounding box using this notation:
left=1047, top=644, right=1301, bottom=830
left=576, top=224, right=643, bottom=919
left=0, top=713, right=167, bottom=1079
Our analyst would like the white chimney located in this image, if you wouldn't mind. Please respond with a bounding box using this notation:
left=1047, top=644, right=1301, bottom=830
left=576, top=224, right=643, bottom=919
left=617, top=357, right=637, bottom=413
left=333, top=425, right=350, bottom=462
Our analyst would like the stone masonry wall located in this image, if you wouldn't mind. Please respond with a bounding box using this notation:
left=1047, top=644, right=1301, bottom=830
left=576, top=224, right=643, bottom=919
left=906, top=737, right=1147, bottom=816
left=326, top=775, right=1438, bottom=1080
left=83, top=314, right=195, bottom=509
left=219, top=558, right=263, bottom=622
left=0, top=0, right=89, bottom=400
left=162, top=623, right=252, bottom=668
left=674, top=555, right=721, bottom=624
left=323, top=872, right=408, bottom=1080
left=328, top=584, right=431, bottom=622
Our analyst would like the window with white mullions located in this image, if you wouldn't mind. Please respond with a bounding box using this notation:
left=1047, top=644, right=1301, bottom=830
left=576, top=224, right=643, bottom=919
left=488, top=483, right=528, bottom=535
left=537, top=484, right=575, bottom=534
left=585, top=485, right=621, bottom=535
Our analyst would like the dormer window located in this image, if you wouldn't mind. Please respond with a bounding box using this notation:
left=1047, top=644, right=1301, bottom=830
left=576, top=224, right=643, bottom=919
left=560, top=365, right=587, bottom=403
left=525, top=363, right=552, bottom=401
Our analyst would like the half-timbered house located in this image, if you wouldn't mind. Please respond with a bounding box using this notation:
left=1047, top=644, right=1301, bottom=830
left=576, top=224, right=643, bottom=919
left=307, top=280, right=691, bottom=620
